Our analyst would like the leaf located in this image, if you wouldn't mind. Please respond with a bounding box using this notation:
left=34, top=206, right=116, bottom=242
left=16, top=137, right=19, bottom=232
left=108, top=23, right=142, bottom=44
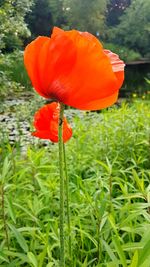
left=132, top=169, right=144, bottom=192
left=38, top=222, right=50, bottom=267
left=13, top=202, right=38, bottom=222
left=82, top=256, right=88, bottom=267
left=112, top=235, right=127, bottom=267
left=46, top=263, right=54, bottom=267
left=138, top=238, right=150, bottom=266
left=0, top=157, right=10, bottom=182
left=98, top=198, right=108, bottom=219
left=102, top=239, right=118, bottom=264
left=122, top=242, right=143, bottom=251
left=8, top=223, right=28, bottom=253
left=38, top=244, right=48, bottom=267
left=5, top=259, right=21, bottom=267
left=144, top=77, right=150, bottom=84
left=72, top=226, right=97, bottom=247
left=87, top=257, right=97, bottom=266
left=5, top=196, right=16, bottom=224
left=129, top=250, right=138, bottom=267
left=0, top=250, right=9, bottom=263
left=108, top=214, right=118, bottom=236
left=96, top=160, right=110, bottom=173
left=27, top=252, right=38, bottom=267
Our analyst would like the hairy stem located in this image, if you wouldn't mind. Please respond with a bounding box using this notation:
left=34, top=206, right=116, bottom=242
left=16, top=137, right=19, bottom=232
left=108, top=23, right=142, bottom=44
left=63, top=143, right=72, bottom=259
left=58, top=103, right=65, bottom=267
left=1, top=185, right=9, bottom=250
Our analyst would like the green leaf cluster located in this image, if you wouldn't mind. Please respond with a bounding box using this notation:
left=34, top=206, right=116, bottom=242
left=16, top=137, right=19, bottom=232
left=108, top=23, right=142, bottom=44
left=0, top=0, right=33, bottom=51
left=108, top=0, right=150, bottom=57
left=63, top=0, right=108, bottom=37
left=0, top=100, right=150, bottom=266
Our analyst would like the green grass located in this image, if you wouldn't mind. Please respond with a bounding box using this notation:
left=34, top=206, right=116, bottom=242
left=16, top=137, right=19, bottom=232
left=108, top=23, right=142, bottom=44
left=0, top=100, right=150, bottom=266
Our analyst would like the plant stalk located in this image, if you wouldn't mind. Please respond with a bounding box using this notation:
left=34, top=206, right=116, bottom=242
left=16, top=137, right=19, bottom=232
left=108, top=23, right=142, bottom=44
left=63, top=143, right=72, bottom=259
left=1, top=185, right=9, bottom=250
left=58, top=103, right=65, bottom=267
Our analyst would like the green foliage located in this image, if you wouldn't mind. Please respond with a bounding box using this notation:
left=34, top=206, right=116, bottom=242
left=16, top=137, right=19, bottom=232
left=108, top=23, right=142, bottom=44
left=123, top=66, right=150, bottom=98
left=0, top=100, right=150, bottom=266
left=25, top=0, right=53, bottom=39
left=108, top=0, right=150, bottom=57
left=106, top=0, right=131, bottom=26
left=25, top=0, right=67, bottom=40
left=0, top=0, right=33, bottom=51
left=63, top=0, right=108, bottom=36
left=104, top=42, right=141, bottom=62
left=0, top=70, right=23, bottom=100
left=0, top=51, right=31, bottom=98
left=26, top=0, right=108, bottom=39
left=1, top=0, right=149, bottom=60
left=49, top=0, right=65, bottom=26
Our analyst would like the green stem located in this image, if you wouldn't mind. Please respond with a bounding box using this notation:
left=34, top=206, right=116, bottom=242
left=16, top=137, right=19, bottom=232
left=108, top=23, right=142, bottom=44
left=1, top=185, right=9, bottom=250
left=63, top=143, right=72, bottom=259
left=58, top=103, right=65, bottom=267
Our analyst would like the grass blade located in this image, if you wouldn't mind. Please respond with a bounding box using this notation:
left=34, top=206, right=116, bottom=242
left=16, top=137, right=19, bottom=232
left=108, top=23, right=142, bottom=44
left=112, top=235, right=127, bottom=267
left=8, top=223, right=28, bottom=253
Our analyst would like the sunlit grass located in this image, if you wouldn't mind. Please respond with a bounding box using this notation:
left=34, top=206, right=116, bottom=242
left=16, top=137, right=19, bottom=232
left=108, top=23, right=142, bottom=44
left=0, top=100, right=150, bottom=266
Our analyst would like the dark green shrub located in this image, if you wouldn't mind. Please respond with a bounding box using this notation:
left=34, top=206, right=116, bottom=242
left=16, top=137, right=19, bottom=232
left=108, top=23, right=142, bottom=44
left=0, top=51, right=31, bottom=90
left=104, top=42, right=141, bottom=62
left=0, top=71, right=24, bottom=100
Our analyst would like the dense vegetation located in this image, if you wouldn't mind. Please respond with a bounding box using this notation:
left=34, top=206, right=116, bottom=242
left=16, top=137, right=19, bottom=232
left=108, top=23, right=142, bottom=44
left=1, top=0, right=150, bottom=58
left=0, top=99, right=150, bottom=266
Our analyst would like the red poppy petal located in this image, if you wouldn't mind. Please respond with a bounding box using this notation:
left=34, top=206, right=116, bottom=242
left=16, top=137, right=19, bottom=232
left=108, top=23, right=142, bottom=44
left=24, top=28, right=77, bottom=101
left=49, top=119, right=73, bottom=143
left=65, top=29, right=103, bottom=51
left=104, top=49, right=125, bottom=88
left=33, top=102, right=59, bottom=131
left=32, top=103, right=72, bottom=143
left=51, top=26, right=64, bottom=37
left=24, top=27, right=125, bottom=111
left=32, top=131, right=52, bottom=140
left=53, top=32, right=119, bottom=108
left=75, top=91, right=119, bottom=110
left=24, top=37, right=50, bottom=97
left=38, top=32, right=77, bottom=101
left=104, top=50, right=125, bottom=72
left=62, top=120, right=73, bottom=143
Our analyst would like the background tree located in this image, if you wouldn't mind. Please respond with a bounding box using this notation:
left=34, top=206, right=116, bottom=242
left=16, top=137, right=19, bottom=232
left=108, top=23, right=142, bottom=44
left=49, top=0, right=66, bottom=27
left=108, top=0, right=150, bottom=57
left=106, top=0, right=131, bottom=26
left=0, top=0, right=33, bottom=51
left=25, top=0, right=53, bottom=39
left=63, top=0, right=109, bottom=38
left=26, top=0, right=66, bottom=41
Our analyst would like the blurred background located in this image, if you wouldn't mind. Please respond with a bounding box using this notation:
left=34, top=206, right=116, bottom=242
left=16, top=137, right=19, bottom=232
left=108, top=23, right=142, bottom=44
left=0, top=0, right=150, bottom=99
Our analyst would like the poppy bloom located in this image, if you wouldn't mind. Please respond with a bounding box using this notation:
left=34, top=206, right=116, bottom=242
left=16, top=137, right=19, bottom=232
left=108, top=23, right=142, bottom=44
left=24, top=27, right=125, bottom=111
left=32, top=102, right=72, bottom=143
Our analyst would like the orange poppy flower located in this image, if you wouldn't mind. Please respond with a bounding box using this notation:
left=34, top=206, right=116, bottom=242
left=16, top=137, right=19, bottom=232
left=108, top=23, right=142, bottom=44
left=24, top=27, right=125, bottom=110
left=32, top=102, right=72, bottom=143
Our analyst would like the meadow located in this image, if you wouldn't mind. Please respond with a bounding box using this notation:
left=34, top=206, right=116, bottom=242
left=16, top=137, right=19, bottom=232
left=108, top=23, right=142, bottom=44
left=0, top=98, right=150, bottom=267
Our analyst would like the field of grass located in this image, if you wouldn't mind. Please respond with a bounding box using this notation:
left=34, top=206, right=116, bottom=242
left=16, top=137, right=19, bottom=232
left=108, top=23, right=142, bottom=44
left=0, top=99, right=150, bottom=267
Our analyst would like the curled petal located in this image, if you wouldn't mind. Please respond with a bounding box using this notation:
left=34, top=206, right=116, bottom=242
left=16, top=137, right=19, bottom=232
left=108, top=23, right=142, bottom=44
left=104, top=49, right=125, bottom=89
left=104, top=49, right=125, bottom=73
left=32, top=103, right=72, bottom=143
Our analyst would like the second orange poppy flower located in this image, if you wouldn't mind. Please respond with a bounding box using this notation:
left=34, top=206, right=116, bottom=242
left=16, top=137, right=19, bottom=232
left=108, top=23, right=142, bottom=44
left=32, top=102, right=72, bottom=143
